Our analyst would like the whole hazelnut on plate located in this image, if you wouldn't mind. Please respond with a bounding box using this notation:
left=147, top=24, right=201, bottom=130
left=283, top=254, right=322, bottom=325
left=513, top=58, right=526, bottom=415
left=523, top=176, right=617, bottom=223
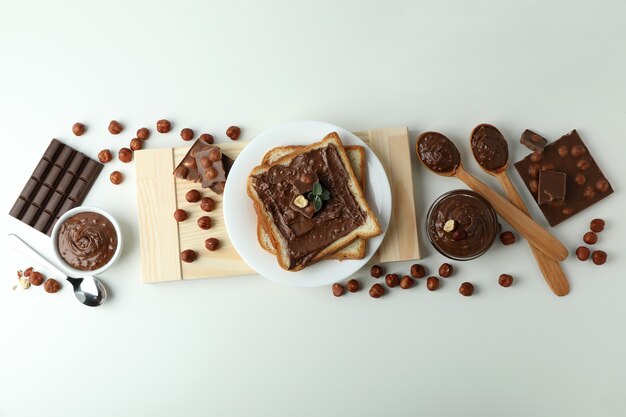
left=156, top=119, right=171, bottom=133
left=108, top=120, right=123, bottom=134
left=180, top=249, right=197, bottom=263
left=180, top=128, right=194, bottom=141
left=332, top=283, right=345, bottom=297
left=186, top=189, right=201, bottom=203
left=459, top=282, right=475, bottom=296
left=137, top=127, right=150, bottom=140
left=226, top=125, right=241, bottom=140
left=498, top=274, right=513, bottom=287
left=200, top=197, right=216, bottom=212
left=205, top=238, right=220, bottom=251
left=400, top=275, right=414, bottom=289
left=118, top=147, right=133, bottom=163
left=346, top=279, right=360, bottom=293
left=72, top=122, right=86, bottom=136
left=438, top=263, right=453, bottom=278
left=98, top=149, right=113, bottom=163
left=29, top=271, right=45, bottom=286
left=197, top=216, right=212, bottom=230
left=410, top=264, right=425, bottom=278
left=369, top=283, right=385, bottom=298
left=370, top=264, right=383, bottom=278
left=173, top=209, right=187, bottom=222
left=426, top=276, right=439, bottom=291
left=130, top=138, right=143, bottom=151
left=44, top=278, right=61, bottom=293
left=199, top=133, right=214, bottom=144
left=110, top=171, right=123, bottom=185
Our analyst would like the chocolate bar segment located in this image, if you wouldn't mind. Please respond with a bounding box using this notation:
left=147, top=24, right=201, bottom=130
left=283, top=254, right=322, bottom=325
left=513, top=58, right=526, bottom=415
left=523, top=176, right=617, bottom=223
left=194, top=146, right=234, bottom=194
left=514, top=130, right=613, bottom=226
left=173, top=137, right=213, bottom=182
left=9, top=139, right=103, bottom=235
left=520, top=129, right=548, bottom=152
left=538, top=170, right=566, bottom=205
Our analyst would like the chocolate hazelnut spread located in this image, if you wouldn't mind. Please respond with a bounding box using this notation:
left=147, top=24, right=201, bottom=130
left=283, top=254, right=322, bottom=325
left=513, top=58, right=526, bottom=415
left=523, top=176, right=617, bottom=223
left=57, top=211, right=118, bottom=271
left=471, top=124, right=509, bottom=171
left=427, top=190, right=498, bottom=260
left=251, top=145, right=366, bottom=269
left=417, top=132, right=460, bottom=173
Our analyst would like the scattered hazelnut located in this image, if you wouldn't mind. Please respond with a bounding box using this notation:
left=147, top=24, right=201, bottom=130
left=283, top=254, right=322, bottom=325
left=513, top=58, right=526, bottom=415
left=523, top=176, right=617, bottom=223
left=500, top=231, right=516, bottom=245
left=370, top=264, right=383, bottom=278
left=583, top=231, right=598, bottom=245
left=332, top=283, right=345, bottom=297
left=44, top=278, right=61, bottom=293
left=130, top=138, right=143, bottom=151
left=385, top=273, right=399, bottom=288
left=498, top=274, right=513, bottom=287
left=110, top=171, right=123, bottom=185
left=347, top=279, right=360, bottom=293
left=29, top=271, right=45, bottom=286
left=108, top=120, right=123, bottom=134
left=400, top=275, right=414, bottom=289
left=443, top=219, right=456, bottom=232
left=197, top=216, right=212, bottom=230
left=576, top=246, right=590, bottom=261
left=118, top=147, right=133, bottom=163
left=98, top=149, right=113, bottom=163
left=173, top=209, right=187, bottom=222
left=19, top=275, right=31, bottom=289
left=186, top=189, right=201, bottom=203
left=205, top=238, right=220, bottom=251
left=595, top=179, right=610, bottom=193
left=571, top=145, right=586, bottom=157
left=410, top=264, right=426, bottom=278
left=590, top=218, right=605, bottom=233
left=72, top=122, right=85, bottom=136
left=200, top=197, right=216, bottom=212
left=592, top=250, right=607, bottom=265
left=438, top=263, right=453, bottom=278
left=181, top=128, right=194, bottom=141
left=156, top=119, right=171, bottom=133
left=459, top=282, right=475, bottom=296
left=199, top=133, right=214, bottom=144
left=369, top=283, right=385, bottom=298
left=24, top=267, right=33, bottom=277
left=137, top=127, right=150, bottom=140
left=226, top=125, right=241, bottom=140
left=293, top=195, right=308, bottom=208
left=180, top=249, right=197, bottom=263
left=426, top=276, right=439, bottom=291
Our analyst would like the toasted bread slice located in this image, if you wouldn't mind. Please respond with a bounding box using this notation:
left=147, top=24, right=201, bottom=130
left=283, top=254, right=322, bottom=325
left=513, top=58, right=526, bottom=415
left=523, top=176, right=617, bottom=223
left=247, top=132, right=381, bottom=271
left=257, top=145, right=366, bottom=260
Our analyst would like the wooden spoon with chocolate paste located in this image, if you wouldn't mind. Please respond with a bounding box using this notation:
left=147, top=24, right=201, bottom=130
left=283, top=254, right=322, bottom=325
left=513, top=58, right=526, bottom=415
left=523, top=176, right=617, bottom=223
left=416, top=131, right=568, bottom=263
left=470, top=123, right=569, bottom=296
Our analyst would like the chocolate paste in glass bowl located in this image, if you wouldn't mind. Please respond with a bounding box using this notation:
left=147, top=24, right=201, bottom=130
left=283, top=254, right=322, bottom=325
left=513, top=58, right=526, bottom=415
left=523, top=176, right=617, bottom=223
left=57, top=211, right=117, bottom=271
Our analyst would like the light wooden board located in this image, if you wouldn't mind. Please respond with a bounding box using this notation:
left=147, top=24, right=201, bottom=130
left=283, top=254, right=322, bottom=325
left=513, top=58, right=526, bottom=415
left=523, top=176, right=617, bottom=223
left=135, top=127, right=421, bottom=283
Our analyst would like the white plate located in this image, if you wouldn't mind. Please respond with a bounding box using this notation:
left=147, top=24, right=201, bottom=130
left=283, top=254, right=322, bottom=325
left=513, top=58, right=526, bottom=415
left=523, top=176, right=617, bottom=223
left=223, top=121, right=392, bottom=287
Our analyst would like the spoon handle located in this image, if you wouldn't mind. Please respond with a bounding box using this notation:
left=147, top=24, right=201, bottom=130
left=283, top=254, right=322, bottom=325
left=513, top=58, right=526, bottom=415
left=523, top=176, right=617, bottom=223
left=6, top=234, right=68, bottom=279
left=496, top=173, right=570, bottom=296
left=455, top=167, right=568, bottom=262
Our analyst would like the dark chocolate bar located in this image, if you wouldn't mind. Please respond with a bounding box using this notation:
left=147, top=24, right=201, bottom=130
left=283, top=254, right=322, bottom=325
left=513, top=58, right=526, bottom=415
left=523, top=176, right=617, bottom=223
left=538, top=170, right=566, bottom=205
left=9, top=139, right=103, bottom=235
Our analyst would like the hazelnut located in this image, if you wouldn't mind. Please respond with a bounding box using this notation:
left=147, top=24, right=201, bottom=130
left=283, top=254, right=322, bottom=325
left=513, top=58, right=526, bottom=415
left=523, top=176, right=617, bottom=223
left=583, top=231, right=598, bottom=245
left=137, top=127, right=150, bottom=140
left=498, top=274, right=513, bottom=287
left=530, top=151, right=543, bottom=162
left=529, top=179, right=539, bottom=193
left=200, top=197, right=216, bottom=212
left=293, top=195, right=308, bottom=208
left=576, top=246, right=590, bottom=261
left=199, top=133, right=214, bottom=144
left=595, top=179, right=610, bottom=193
left=180, top=249, right=197, bottom=263
left=369, top=283, right=385, bottom=298
left=562, top=207, right=573, bottom=216
left=577, top=159, right=591, bottom=170
left=438, top=263, right=453, bottom=278
left=208, top=148, right=222, bottom=162
left=174, top=166, right=189, bottom=179
left=528, top=164, right=541, bottom=178
left=118, top=147, right=133, bottom=163
left=23, top=267, right=33, bottom=277
left=44, top=278, right=61, bottom=293
left=19, top=275, right=30, bottom=289
left=346, top=279, right=360, bottom=293
left=452, top=228, right=467, bottom=241
left=459, top=282, right=475, bottom=296
left=400, top=275, right=414, bottom=289
left=370, top=264, right=383, bottom=278
left=72, top=122, right=86, bottom=136
left=574, top=173, right=586, bottom=185
left=426, top=276, right=440, bottom=291
left=130, top=138, right=143, bottom=151
left=571, top=145, right=586, bottom=157
left=186, top=189, right=201, bottom=203
left=500, top=231, right=516, bottom=245
left=197, top=216, right=212, bottom=230
left=332, top=283, right=345, bottom=297
left=110, top=171, right=123, bottom=185
left=385, top=273, right=399, bottom=288
left=590, top=218, right=605, bottom=233
left=300, top=173, right=316, bottom=184
left=410, top=264, right=426, bottom=278
left=29, top=271, right=45, bottom=286
left=98, top=149, right=113, bottom=163
left=541, top=163, right=555, bottom=171
left=557, top=145, right=569, bottom=157
left=583, top=186, right=596, bottom=200
left=180, top=128, right=194, bottom=141
left=226, top=125, right=241, bottom=140
left=443, top=219, right=456, bottom=232
left=156, top=119, right=171, bottom=133
left=205, top=238, right=220, bottom=251
left=173, top=209, right=187, bottom=222
left=592, top=250, right=607, bottom=265
left=182, top=156, right=197, bottom=169
left=108, top=120, right=123, bottom=134
left=199, top=157, right=213, bottom=169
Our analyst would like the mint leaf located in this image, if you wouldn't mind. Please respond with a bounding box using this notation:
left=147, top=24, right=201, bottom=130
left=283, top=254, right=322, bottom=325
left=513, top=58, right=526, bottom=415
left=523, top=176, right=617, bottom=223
left=320, top=189, right=330, bottom=201
left=312, top=182, right=322, bottom=196
left=313, top=196, right=322, bottom=211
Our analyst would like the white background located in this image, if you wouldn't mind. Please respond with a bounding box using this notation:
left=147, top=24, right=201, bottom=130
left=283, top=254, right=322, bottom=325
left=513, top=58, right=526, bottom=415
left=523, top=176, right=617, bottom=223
left=1, top=1, right=625, bottom=416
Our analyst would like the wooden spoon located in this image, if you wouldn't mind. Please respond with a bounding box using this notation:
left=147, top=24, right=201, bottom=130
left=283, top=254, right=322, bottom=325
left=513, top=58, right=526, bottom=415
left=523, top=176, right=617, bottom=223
left=469, top=124, right=569, bottom=296
left=416, top=131, right=568, bottom=262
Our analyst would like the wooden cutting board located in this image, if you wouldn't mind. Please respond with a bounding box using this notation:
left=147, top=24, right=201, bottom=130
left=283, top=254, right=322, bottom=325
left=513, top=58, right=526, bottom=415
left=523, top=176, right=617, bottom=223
left=135, top=127, right=420, bottom=283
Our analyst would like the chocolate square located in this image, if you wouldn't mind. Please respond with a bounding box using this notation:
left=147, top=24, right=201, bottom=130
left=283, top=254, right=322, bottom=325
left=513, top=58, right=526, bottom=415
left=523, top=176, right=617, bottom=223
left=538, top=170, right=566, bottom=205
left=514, top=130, right=613, bottom=226
left=520, top=129, right=548, bottom=152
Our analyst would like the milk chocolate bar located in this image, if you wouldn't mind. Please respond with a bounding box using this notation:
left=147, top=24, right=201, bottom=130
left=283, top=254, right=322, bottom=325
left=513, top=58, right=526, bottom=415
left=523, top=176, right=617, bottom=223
left=173, top=137, right=213, bottom=182
left=538, top=170, right=566, bottom=205
left=520, top=129, right=548, bottom=152
left=194, top=146, right=234, bottom=194
left=9, top=139, right=103, bottom=235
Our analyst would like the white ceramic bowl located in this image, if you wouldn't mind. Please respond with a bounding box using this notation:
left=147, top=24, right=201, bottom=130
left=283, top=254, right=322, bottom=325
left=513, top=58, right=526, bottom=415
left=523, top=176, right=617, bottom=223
left=50, top=206, right=123, bottom=276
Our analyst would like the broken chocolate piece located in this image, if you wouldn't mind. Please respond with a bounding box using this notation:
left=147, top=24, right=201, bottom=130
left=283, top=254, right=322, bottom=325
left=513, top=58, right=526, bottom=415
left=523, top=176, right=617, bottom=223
left=538, top=170, right=566, bottom=205
left=173, top=137, right=213, bottom=182
left=520, top=129, right=548, bottom=152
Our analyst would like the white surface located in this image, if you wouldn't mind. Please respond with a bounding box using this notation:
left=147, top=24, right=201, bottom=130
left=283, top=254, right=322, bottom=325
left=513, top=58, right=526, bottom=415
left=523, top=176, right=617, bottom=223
left=1, top=1, right=625, bottom=416
left=224, top=120, right=392, bottom=286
